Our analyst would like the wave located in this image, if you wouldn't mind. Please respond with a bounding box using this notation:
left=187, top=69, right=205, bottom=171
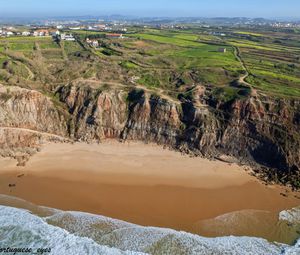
left=193, top=209, right=300, bottom=245
left=0, top=196, right=300, bottom=254
left=0, top=206, right=142, bottom=255
left=280, top=207, right=300, bottom=224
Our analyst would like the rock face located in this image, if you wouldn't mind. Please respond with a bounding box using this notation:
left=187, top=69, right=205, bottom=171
left=58, top=84, right=128, bottom=140
left=1, top=82, right=300, bottom=187
left=0, top=128, right=68, bottom=166
left=0, top=85, right=68, bottom=164
left=0, top=85, right=67, bottom=135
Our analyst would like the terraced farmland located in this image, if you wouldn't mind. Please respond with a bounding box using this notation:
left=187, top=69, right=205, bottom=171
left=0, top=27, right=299, bottom=99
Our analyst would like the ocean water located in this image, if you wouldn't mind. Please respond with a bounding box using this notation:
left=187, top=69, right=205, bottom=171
left=0, top=195, right=300, bottom=255
left=194, top=209, right=300, bottom=245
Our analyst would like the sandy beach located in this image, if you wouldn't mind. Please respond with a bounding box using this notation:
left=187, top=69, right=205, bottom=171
left=0, top=140, right=299, bottom=238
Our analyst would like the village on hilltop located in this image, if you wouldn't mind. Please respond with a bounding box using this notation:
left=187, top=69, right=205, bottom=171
left=0, top=22, right=127, bottom=49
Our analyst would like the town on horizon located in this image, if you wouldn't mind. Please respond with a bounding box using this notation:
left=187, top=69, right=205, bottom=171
left=1, top=15, right=300, bottom=39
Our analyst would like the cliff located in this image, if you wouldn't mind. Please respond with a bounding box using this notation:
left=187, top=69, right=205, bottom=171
left=1, top=82, right=300, bottom=188
left=0, top=85, right=69, bottom=165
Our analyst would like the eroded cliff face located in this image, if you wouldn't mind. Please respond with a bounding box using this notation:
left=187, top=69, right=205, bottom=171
left=58, top=85, right=128, bottom=140
left=0, top=85, right=68, bottom=164
left=0, top=85, right=67, bottom=135
left=221, top=97, right=300, bottom=179
left=1, top=82, right=300, bottom=187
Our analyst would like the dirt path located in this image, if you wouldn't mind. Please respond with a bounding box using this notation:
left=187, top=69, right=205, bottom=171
left=233, top=46, right=252, bottom=87
left=23, top=64, right=35, bottom=80
left=0, top=126, right=68, bottom=141
left=74, top=78, right=180, bottom=105
left=60, top=41, right=69, bottom=61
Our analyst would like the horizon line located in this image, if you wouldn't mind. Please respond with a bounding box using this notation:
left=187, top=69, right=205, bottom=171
left=0, top=14, right=299, bottom=21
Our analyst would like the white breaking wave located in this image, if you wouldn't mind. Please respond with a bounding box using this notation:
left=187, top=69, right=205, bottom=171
left=279, top=206, right=300, bottom=224
left=45, top=210, right=284, bottom=254
left=0, top=206, right=144, bottom=255
left=1, top=204, right=300, bottom=255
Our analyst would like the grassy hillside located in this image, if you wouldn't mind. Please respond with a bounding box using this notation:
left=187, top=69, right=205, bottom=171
left=0, top=27, right=299, bottom=99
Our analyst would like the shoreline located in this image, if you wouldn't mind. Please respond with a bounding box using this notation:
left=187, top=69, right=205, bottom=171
left=0, top=140, right=299, bottom=241
left=0, top=140, right=255, bottom=189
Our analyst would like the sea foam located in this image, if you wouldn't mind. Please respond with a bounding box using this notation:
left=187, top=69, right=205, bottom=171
left=0, top=206, right=143, bottom=255
left=2, top=204, right=300, bottom=254
left=279, top=206, right=300, bottom=224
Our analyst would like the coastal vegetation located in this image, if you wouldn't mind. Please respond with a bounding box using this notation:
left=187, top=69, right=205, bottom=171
left=1, top=26, right=299, bottom=99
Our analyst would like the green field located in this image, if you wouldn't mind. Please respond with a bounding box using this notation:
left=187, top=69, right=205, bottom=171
left=0, top=27, right=299, bottom=99
left=128, top=32, right=204, bottom=47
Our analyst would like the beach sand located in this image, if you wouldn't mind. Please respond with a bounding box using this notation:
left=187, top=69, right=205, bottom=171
left=0, top=140, right=299, bottom=240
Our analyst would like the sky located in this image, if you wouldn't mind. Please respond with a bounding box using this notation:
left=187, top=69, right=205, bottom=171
left=0, top=0, right=299, bottom=19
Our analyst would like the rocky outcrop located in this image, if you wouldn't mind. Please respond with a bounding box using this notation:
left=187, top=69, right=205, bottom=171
left=0, top=85, right=67, bottom=135
left=0, top=84, right=68, bottom=163
left=0, top=128, right=68, bottom=166
left=57, top=84, right=128, bottom=140
left=214, top=96, right=300, bottom=185
left=1, top=82, right=300, bottom=188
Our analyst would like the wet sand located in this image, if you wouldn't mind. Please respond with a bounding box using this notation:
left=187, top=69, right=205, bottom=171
left=0, top=141, right=299, bottom=238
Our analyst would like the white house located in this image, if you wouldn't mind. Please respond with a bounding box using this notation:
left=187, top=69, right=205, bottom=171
left=60, top=33, right=75, bottom=41
left=6, top=31, right=14, bottom=37
left=94, top=24, right=106, bottom=30
left=69, top=27, right=81, bottom=30
left=65, top=36, right=75, bottom=41
left=86, top=38, right=99, bottom=47
left=92, top=40, right=99, bottom=47
left=22, top=31, right=31, bottom=36
left=33, top=30, right=49, bottom=37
